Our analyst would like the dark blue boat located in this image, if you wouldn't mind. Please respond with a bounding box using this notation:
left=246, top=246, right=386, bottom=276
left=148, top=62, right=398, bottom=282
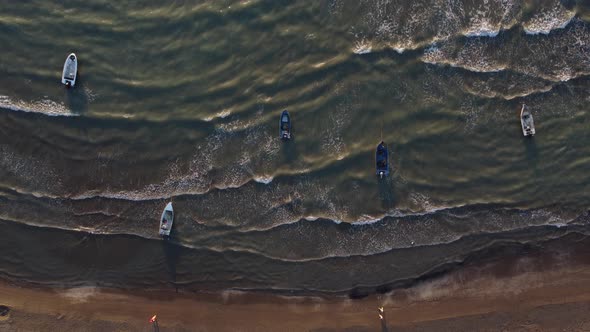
left=280, top=110, right=291, bottom=140
left=376, top=141, right=389, bottom=178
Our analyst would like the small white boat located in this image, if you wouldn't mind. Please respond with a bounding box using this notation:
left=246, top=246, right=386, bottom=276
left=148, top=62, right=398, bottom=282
left=159, top=202, right=174, bottom=238
left=520, top=104, right=535, bottom=137
left=61, top=53, right=77, bottom=88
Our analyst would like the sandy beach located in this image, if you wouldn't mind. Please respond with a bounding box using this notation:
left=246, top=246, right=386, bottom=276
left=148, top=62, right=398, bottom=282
left=2, top=249, right=590, bottom=332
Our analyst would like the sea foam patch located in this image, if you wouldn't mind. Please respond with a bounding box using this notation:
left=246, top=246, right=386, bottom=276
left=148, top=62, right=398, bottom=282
left=523, top=5, right=575, bottom=35
left=0, top=95, right=76, bottom=117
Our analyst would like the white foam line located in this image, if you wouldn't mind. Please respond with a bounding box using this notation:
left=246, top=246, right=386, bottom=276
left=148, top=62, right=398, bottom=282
left=524, top=16, right=574, bottom=35
left=227, top=222, right=582, bottom=262
left=195, top=224, right=578, bottom=264
left=464, top=29, right=500, bottom=38
left=236, top=205, right=469, bottom=234
left=352, top=39, right=372, bottom=55
left=0, top=215, right=154, bottom=240
left=1, top=214, right=581, bottom=263
left=204, top=109, right=232, bottom=122
left=442, top=61, right=507, bottom=73
left=0, top=96, right=77, bottom=117
left=351, top=216, right=382, bottom=226
left=253, top=176, right=274, bottom=184
left=463, top=84, right=556, bottom=101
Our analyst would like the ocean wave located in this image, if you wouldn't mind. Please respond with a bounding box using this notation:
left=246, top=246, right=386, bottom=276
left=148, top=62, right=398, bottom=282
left=421, top=18, right=590, bottom=84
left=0, top=215, right=123, bottom=239
left=352, top=39, right=372, bottom=55
left=189, top=223, right=586, bottom=265
left=463, top=28, right=501, bottom=38
left=342, top=0, right=543, bottom=56
left=427, top=61, right=589, bottom=86
left=461, top=14, right=506, bottom=38
left=0, top=167, right=280, bottom=203
left=0, top=96, right=77, bottom=117
left=0, top=214, right=501, bottom=264
left=7, top=170, right=578, bottom=246
left=523, top=6, right=576, bottom=35
left=0, top=205, right=586, bottom=267
left=253, top=176, right=274, bottom=184
left=425, top=59, right=508, bottom=74
left=203, top=109, right=232, bottom=122
left=461, top=83, right=556, bottom=100
left=66, top=174, right=279, bottom=202
left=229, top=202, right=475, bottom=234
left=0, top=141, right=385, bottom=203
left=421, top=43, right=505, bottom=73
left=2, top=225, right=585, bottom=295
left=536, top=70, right=590, bottom=84
left=203, top=205, right=585, bottom=260
left=278, top=224, right=579, bottom=263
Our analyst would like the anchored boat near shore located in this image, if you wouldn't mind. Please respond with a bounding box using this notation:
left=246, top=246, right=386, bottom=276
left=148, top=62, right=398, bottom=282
left=159, top=202, right=174, bottom=238
left=61, top=53, right=77, bottom=88
left=280, top=110, right=291, bottom=140
left=376, top=141, right=390, bottom=178
left=520, top=104, right=535, bottom=137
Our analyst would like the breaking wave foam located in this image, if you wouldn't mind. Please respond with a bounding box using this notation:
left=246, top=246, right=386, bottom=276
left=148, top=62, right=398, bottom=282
left=0, top=96, right=77, bottom=117
left=523, top=7, right=575, bottom=35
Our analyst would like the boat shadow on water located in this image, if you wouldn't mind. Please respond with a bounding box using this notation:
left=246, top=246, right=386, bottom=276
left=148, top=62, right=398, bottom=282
left=376, top=143, right=395, bottom=209
left=377, top=172, right=396, bottom=210
left=160, top=236, right=182, bottom=292
left=281, top=137, right=300, bottom=164
left=522, top=136, right=541, bottom=185
left=523, top=136, right=538, bottom=161
left=64, top=75, right=89, bottom=114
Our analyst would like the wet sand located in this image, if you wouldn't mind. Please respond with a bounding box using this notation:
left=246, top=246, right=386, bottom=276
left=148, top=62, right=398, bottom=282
left=2, top=252, right=590, bottom=332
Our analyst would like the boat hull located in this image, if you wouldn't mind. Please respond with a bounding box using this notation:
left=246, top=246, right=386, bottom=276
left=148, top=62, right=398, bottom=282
left=280, top=110, right=291, bottom=140
left=376, top=142, right=390, bottom=177
left=61, top=53, right=77, bottom=87
left=520, top=105, right=536, bottom=137
left=159, top=202, right=174, bottom=237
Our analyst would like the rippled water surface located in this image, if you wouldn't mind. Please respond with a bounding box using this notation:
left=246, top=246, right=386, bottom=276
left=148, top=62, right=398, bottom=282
left=1, top=0, right=590, bottom=293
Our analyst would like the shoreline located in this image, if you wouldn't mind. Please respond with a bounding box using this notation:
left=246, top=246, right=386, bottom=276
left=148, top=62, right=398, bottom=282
left=2, top=237, right=590, bottom=331
left=1, top=215, right=588, bottom=298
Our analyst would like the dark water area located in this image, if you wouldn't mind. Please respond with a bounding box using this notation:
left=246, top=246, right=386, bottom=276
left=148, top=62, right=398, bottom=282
left=1, top=0, right=590, bottom=294
left=1, top=216, right=590, bottom=296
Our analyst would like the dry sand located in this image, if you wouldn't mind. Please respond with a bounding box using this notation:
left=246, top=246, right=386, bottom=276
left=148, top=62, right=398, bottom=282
left=2, top=249, right=590, bottom=331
